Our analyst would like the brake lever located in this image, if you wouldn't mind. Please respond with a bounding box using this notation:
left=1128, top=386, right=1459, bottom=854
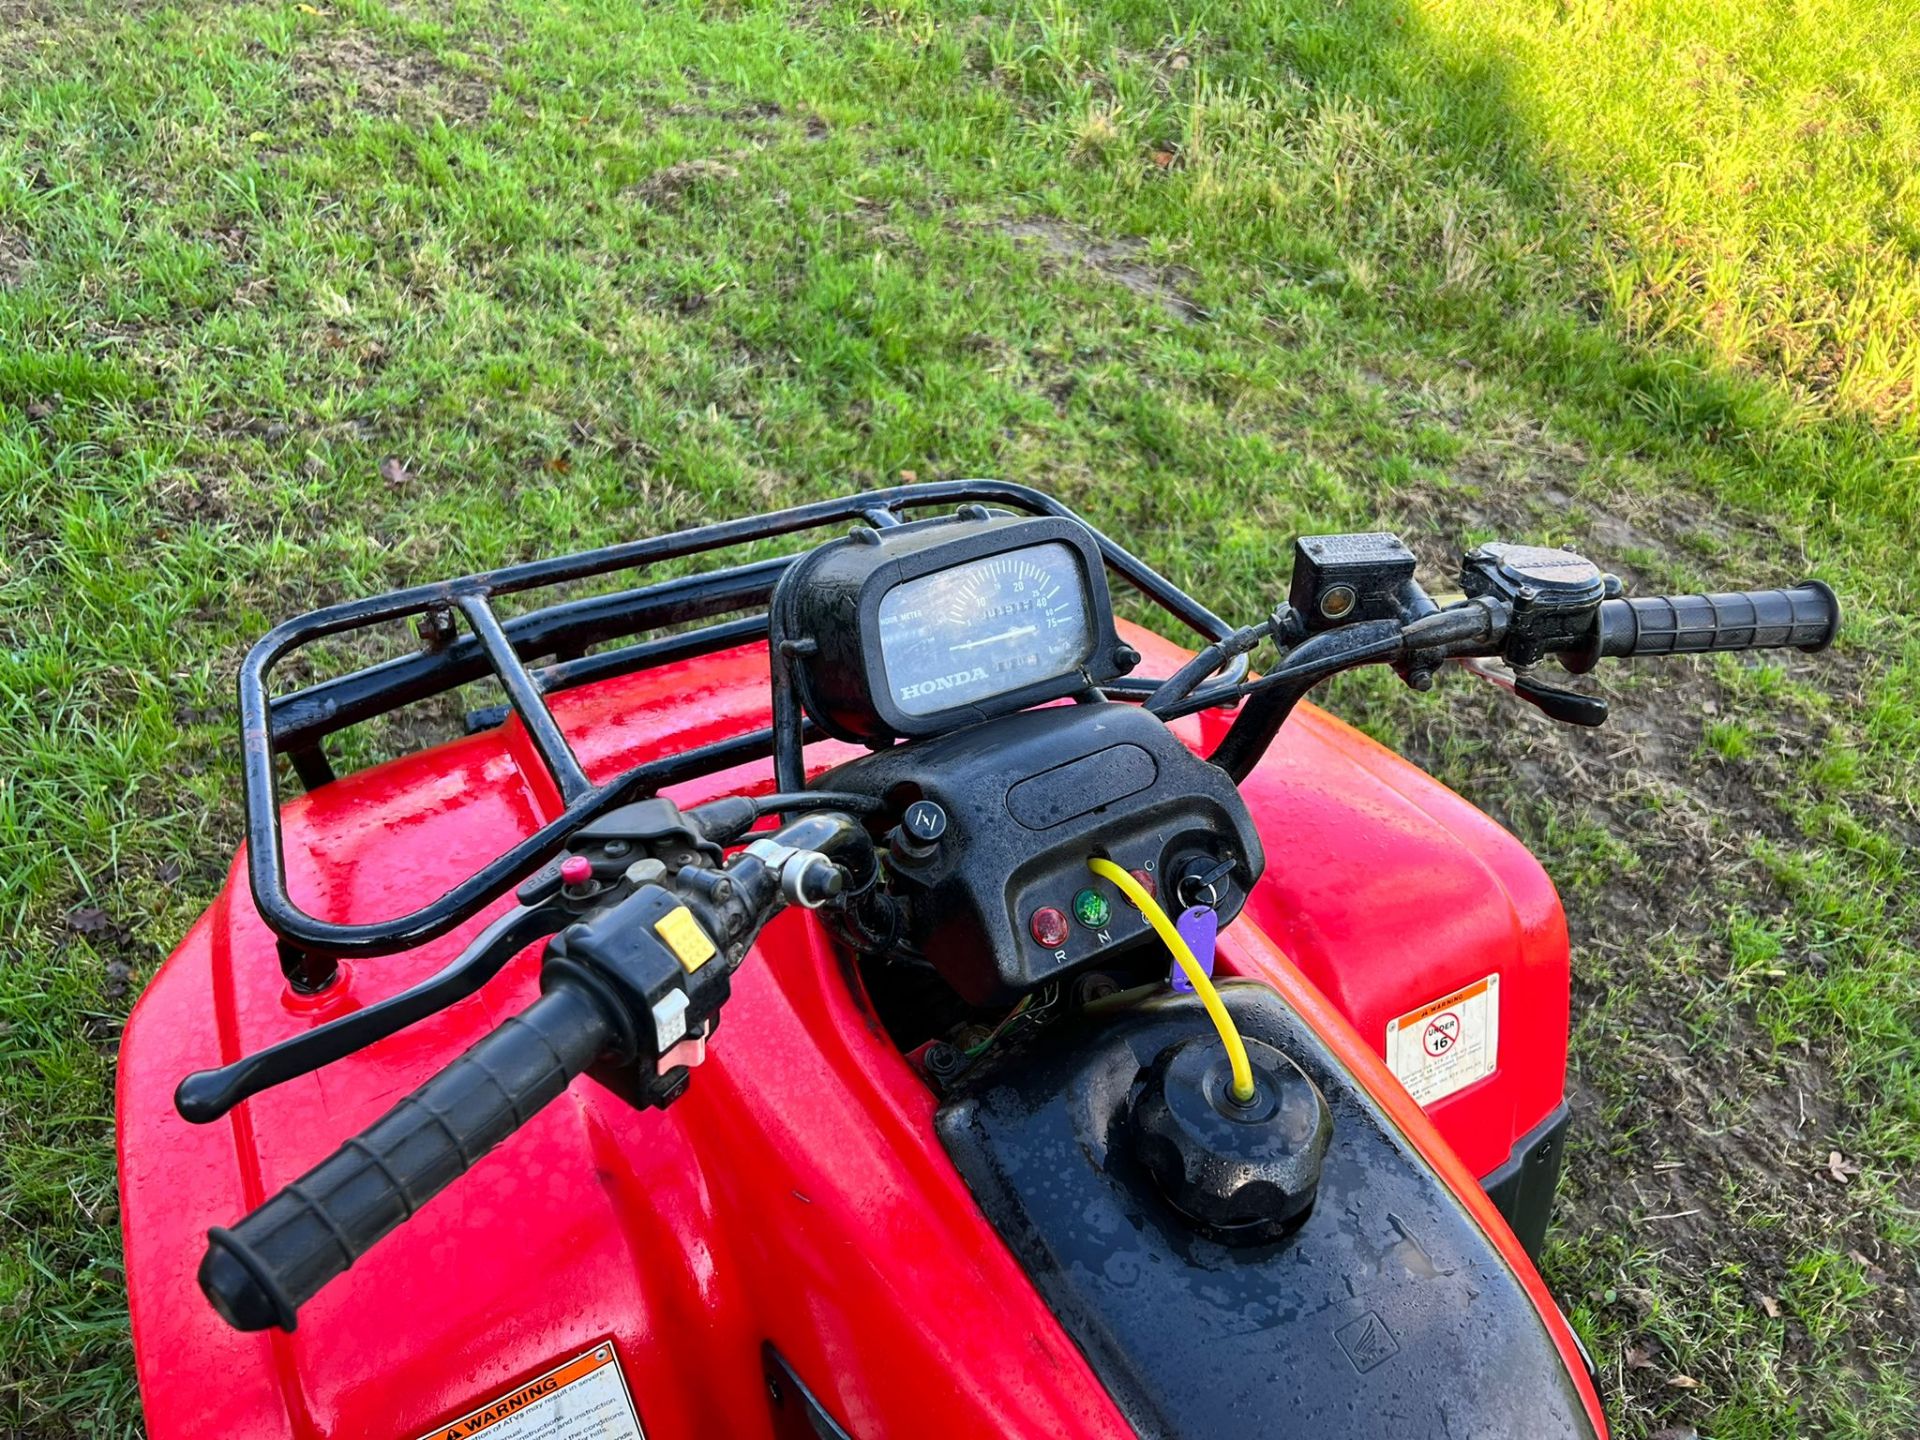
left=1456, top=657, right=1609, bottom=728
left=174, top=901, right=571, bottom=1123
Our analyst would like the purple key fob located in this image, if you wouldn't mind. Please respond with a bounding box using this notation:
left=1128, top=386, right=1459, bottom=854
left=1170, top=906, right=1218, bottom=992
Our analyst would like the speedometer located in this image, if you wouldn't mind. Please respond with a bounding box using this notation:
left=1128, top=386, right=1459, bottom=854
left=772, top=511, right=1132, bottom=742
left=877, top=544, right=1094, bottom=716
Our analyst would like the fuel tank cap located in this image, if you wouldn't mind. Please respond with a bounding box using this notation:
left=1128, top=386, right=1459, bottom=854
left=1130, top=1035, right=1333, bottom=1244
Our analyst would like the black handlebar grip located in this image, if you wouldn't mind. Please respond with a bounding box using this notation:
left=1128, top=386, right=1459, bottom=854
left=1595, top=582, right=1839, bottom=661
left=198, top=980, right=612, bottom=1331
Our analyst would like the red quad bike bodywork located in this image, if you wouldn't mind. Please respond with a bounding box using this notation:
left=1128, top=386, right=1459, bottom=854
left=119, top=621, right=1604, bottom=1438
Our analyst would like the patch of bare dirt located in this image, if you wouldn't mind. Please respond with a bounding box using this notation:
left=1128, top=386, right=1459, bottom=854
left=1462, top=713, right=1909, bottom=1417
left=658, top=91, right=786, bottom=124
left=625, top=158, right=741, bottom=208
left=999, top=218, right=1207, bottom=324
left=292, top=29, right=495, bottom=128
left=0, top=0, right=57, bottom=56
left=1, top=0, right=215, bottom=67
left=0, top=227, right=32, bottom=289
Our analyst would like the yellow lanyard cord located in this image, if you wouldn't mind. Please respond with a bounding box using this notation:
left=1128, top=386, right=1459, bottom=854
left=1086, top=857, right=1256, bottom=1103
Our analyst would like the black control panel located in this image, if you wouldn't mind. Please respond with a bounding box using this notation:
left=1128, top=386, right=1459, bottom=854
left=819, top=702, right=1264, bottom=1005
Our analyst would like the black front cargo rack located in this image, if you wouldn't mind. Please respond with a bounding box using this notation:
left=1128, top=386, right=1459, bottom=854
left=242, top=481, right=1243, bottom=975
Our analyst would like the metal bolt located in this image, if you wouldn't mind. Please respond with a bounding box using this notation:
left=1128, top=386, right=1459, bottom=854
left=1075, top=973, right=1120, bottom=1006
left=414, top=605, right=457, bottom=653
left=624, top=857, right=668, bottom=887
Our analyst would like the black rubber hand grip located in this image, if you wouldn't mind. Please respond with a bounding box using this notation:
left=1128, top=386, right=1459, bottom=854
left=199, top=981, right=612, bottom=1331
left=1596, top=582, right=1839, bottom=660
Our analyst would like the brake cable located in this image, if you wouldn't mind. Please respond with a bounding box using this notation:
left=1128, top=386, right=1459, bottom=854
left=1087, top=857, right=1256, bottom=1103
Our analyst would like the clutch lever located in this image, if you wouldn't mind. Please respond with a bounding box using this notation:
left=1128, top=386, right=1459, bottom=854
left=1456, top=656, right=1609, bottom=728
left=174, top=901, right=571, bottom=1123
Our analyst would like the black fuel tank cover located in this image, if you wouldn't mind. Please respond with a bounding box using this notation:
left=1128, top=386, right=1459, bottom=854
left=937, top=985, right=1599, bottom=1440
left=1131, top=1035, right=1331, bottom=1244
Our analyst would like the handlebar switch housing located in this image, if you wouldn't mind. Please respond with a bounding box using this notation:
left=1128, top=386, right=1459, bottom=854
left=541, top=884, right=736, bottom=1111
left=1288, top=533, right=1421, bottom=633
left=1460, top=543, right=1609, bottom=666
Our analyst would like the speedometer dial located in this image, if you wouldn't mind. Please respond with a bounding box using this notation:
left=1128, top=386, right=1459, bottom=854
left=878, top=543, right=1094, bottom=717
left=776, top=511, right=1126, bottom=741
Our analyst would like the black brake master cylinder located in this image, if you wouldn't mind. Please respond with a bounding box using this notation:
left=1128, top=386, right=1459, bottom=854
left=1288, top=533, right=1421, bottom=632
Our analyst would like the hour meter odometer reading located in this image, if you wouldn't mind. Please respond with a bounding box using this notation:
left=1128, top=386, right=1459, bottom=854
left=877, top=543, right=1095, bottom=718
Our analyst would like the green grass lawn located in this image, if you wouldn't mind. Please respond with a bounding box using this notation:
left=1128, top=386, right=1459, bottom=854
left=2, top=0, right=1916, bottom=1434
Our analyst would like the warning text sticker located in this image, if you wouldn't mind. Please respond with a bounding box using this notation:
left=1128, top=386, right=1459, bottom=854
left=414, top=1344, right=646, bottom=1440
left=1385, top=974, right=1499, bottom=1107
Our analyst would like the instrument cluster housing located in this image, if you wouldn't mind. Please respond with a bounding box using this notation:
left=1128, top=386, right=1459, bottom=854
left=771, top=511, right=1131, bottom=744
left=819, top=701, right=1265, bottom=1005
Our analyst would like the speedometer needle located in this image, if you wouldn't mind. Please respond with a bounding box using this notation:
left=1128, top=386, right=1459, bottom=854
left=950, top=625, right=1038, bottom=652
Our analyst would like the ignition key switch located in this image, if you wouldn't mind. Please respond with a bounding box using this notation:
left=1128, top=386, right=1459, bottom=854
left=1173, top=854, right=1236, bottom=910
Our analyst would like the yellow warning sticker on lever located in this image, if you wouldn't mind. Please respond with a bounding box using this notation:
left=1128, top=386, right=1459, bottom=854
left=654, top=905, right=715, bottom=973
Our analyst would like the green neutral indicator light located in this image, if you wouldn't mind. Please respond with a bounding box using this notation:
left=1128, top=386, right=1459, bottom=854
left=1072, top=887, right=1111, bottom=929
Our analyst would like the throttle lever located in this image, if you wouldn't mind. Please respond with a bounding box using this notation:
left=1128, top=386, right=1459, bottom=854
left=1456, top=657, right=1609, bottom=728
left=1513, top=673, right=1609, bottom=727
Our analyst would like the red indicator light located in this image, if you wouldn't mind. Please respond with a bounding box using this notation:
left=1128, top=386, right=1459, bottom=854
left=1029, top=906, right=1070, bottom=949
left=1117, top=868, right=1156, bottom=909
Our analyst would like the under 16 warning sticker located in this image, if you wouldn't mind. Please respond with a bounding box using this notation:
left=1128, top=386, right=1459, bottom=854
left=1385, top=974, right=1499, bottom=1107
left=414, top=1344, right=645, bottom=1440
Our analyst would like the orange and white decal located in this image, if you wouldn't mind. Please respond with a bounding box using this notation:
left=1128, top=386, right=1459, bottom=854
left=414, top=1343, right=645, bottom=1440
left=1386, top=974, right=1499, bottom=1107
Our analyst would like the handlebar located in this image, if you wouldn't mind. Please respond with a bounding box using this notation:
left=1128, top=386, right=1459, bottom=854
left=1585, top=582, right=1839, bottom=664
left=200, top=980, right=612, bottom=1331
left=1203, top=552, right=1841, bottom=778
left=191, top=536, right=1842, bottom=1333
left=197, top=814, right=873, bottom=1332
